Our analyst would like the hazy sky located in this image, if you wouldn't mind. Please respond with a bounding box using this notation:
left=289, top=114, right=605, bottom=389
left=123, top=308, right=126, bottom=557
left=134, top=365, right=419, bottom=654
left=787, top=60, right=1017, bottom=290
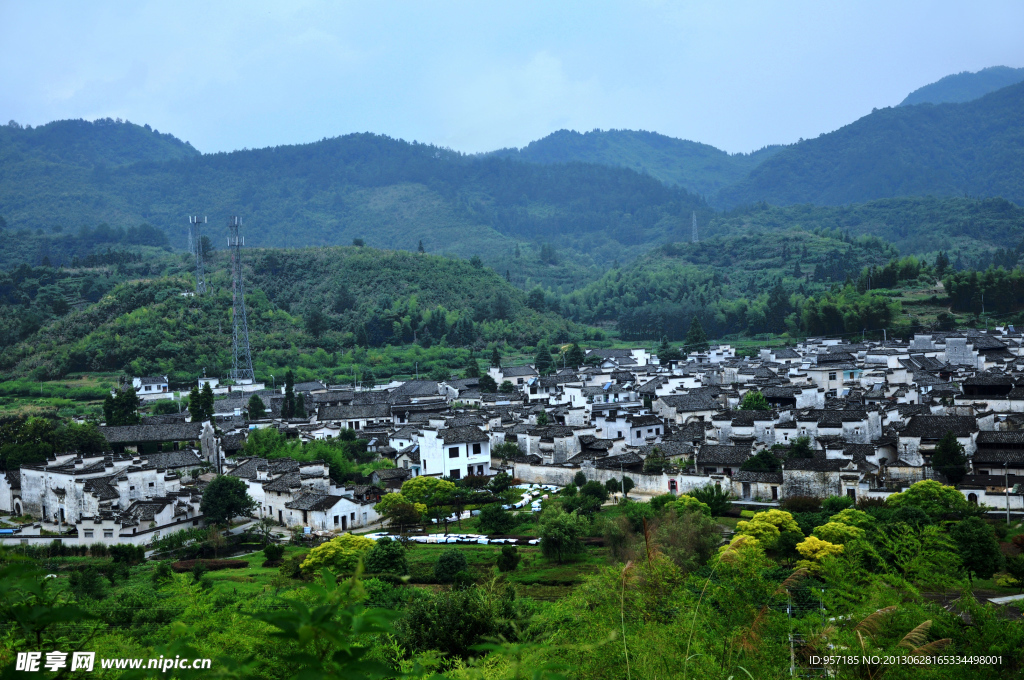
left=1, top=1, right=1022, bottom=155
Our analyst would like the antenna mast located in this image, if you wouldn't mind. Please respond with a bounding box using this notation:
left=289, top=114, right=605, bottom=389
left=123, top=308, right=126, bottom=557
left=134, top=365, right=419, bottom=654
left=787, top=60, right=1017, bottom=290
left=692, top=211, right=698, bottom=243
left=228, top=216, right=255, bottom=383
left=189, top=216, right=208, bottom=295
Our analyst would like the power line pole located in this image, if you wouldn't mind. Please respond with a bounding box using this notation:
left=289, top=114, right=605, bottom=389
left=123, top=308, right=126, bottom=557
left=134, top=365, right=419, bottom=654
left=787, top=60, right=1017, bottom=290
left=189, top=215, right=207, bottom=295
left=228, top=216, right=255, bottom=383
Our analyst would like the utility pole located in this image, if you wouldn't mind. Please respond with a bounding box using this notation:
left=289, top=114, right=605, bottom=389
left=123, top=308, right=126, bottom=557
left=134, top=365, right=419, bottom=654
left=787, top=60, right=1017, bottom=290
left=1007, top=461, right=1011, bottom=524
left=228, top=217, right=255, bottom=383
left=189, top=216, right=207, bottom=295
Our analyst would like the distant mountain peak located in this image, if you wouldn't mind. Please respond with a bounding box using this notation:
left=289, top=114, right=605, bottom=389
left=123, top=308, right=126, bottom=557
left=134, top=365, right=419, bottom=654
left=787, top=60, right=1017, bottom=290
left=899, top=65, right=1024, bottom=107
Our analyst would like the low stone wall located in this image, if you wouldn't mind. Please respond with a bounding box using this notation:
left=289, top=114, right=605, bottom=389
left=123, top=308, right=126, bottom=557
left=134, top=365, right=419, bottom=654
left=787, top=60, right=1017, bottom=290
left=511, top=462, right=718, bottom=497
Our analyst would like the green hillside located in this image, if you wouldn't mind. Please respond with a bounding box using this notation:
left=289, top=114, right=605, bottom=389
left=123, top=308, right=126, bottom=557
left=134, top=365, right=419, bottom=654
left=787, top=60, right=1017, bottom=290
left=0, top=118, right=198, bottom=167
left=0, top=246, right=585, bottom=383
left=491, top=128, right=783, bottom=197
left=0, top=129, right=707, bottom=291
left=706, top=196, right=1024, bottom=264
left=718, top=81, right=1024, bottom=207
left=900, top=65, right=1024, bottom=106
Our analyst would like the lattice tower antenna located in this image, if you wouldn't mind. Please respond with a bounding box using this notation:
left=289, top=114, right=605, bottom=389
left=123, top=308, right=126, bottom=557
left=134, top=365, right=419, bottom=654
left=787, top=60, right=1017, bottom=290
left=692, top=211, right=698, bottom=243
left=189, top=216, right=207, bottom=295
left=228, top=216, right=255, bottom=383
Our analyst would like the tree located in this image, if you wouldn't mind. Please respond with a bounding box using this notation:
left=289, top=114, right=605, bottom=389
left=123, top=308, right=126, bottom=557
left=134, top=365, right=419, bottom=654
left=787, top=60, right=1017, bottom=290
left=740, top=449, right=781, bottom=472
left=199, top=383, right=215, bottom=421
left=534, top=342, right=554, bottom=375
left=105, top=387, right=141, bottom=426
left=295, top=393, right=307, bottom=419
left=434, top=548, right=469, bottom=583
left=479, top=375, right=498, bottom=393
left=199, top=475, right=257, bottom=526
left=282, top=371, right=296, bottom=419
left=496, top=545, right=520, bottom=572
left=688, top=483, right=732, bottom=516
left=740, top=390, right=770, bottom=411
left=69, top=566, right=106, bottom=601
left=488, top=471, right=512, bottom=493
left=490, top=347, right=501, bottom=367
left=535, top=410, right=549, bottom=426
left=417, top=240, right=425, bottom=253
left=247, top=394, right=266, bottom=419
left=658, top=336, right=682, bottom=363
left=573, top=470, right=587, bottom=487
left=605, top=478, right=621, bottom=494
left=352, top=237, right=364, bottom=247
left=621, top=476, right=635, bottom=498
left=365, top=536, right=408, bottom=575
left=304, top=307, right=327, bottom=338
left=788, top=436, right=813, bottom=459
left=886, top=480, right=970, bottom=519
left=187, top=385, right=203, bottom=422
left=683, top=316, right=709, bottom=353
left=951, top=517, right=1003, bottom=580
left=1006, top=554, right=1024, bottom=592
left=540, top=510, right=588, bottom=563
left=566, top=343, right=585, bottom=368
left=464, top=357, right=480, bottom=378
left=932, top=430, right=968, bottom=484
left=579, top=481, right=609, bottom=503
left=492, top=442, right=520, bottom=464
left=477, top=503, right=520, bottom=535
left=498, top=380, right=514, bottom=394
left=401, top=476, right=456, bottom=506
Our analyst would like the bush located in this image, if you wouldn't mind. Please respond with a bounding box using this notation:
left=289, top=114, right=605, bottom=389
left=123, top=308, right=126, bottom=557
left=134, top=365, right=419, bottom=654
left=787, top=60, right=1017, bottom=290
left=780, top=496, right=822, bottom=513
left=365, top=536, right=408, bottom=575
left=540, top=510, right=588, bottom=563
left=434, top=548, right=469, bottom=584
left=151, top=561, right=172, bottom=585
left=170, top=559, right=248, bottom=573
left=605, top=478, right=622, bottom=494
left=109, top=544, right=146, bottom=564
left=573, top=471, right=587, bottom=487
left=279, top=553, right=309, bottom=580
left=688, top=483, right=732, bottom=516
left=496, top=545, right=520, bottom=572
left=489, top=471, right=513, bottom=493
left=69, top=566, right=107, bottom=600
left=89, top=542, right=109, bottom=557
left=300, top=533, right=375, bottom=574
left=263, top=543, right=285, bottom=561
left=821, top=495, right=855, bottom=513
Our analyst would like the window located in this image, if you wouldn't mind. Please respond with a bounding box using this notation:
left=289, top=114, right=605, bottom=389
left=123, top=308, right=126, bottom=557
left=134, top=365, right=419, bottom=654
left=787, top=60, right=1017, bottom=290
left=403, top=460, right=409, bottom=469
left=448, top=446, right=460, bottom=458
left=771, top=486, right=778, bottom=500
left=148, top=482, right=154, bottom=487
left=828, top=372, right=837, bottom=381
left=636, top=430, right=641, bottom=437
left=84, top=530, right=94, bottom=538
left=477, top=465, right=484, bottom=475
left=472, top=443, right=482, bottom=455
left=350, top=512, right=355, bottom=522
left=450, top=469, right=461, bottom=480
left=334, top=515, right=339, bottom=526
left=723, top=467, right=733, bottom=476
left=617, top=431, right=622, bottom=438
left=129, top=486, right=135, bottom=491
left=103, top=530, right=113, bottom=538
left=655, top=428, right=660, bottom=435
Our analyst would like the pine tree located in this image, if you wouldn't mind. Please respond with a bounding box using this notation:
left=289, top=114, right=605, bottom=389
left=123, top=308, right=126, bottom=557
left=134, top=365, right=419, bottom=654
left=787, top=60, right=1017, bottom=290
left=490, top=347, right=501, bottom=368
left=566, top=343, right=585, bottom=368
left=932, top=430, right=968, bottom=484
left=417, top=240, right=425, bottom=253
left=200, top=383, right=215, bottom=421
left=295, top=393, right=307, bottom=419
left=464, top=356, right=480, bottom=378
left=188, top=385, right=203, bottom=422
left=683, top=317, right=709, bottom=353
left=247, top=394, right=265, bottom=419
left=534, top=342, right=554, bottom=376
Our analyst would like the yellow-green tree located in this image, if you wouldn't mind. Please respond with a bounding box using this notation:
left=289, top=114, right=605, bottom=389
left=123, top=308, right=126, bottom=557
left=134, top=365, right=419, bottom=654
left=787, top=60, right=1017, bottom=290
left=735, top=509, right=801, bottom=549
left=812, top=521, right=864, bottom=545
left=401, top=476, right=456, bottom=505
left=666, top=494, right=712, bottom=517
left=300, top=533, right=375, bottom=575
left=795, top=536, right=844, bottom=572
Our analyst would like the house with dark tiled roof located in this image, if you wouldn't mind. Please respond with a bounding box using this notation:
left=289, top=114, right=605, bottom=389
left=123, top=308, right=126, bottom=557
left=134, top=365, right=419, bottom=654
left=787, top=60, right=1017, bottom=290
left=417, top=425, right=491, bottom=480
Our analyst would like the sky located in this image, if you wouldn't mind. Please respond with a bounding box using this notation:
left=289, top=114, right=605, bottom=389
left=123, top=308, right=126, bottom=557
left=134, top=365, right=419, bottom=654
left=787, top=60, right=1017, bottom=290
left=1, top=1, right=1022, bottom=155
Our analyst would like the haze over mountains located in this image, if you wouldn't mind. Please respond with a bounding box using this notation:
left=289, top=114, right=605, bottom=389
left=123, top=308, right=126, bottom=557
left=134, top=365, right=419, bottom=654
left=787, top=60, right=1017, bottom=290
left=0, top=65, right=1022, bottom=285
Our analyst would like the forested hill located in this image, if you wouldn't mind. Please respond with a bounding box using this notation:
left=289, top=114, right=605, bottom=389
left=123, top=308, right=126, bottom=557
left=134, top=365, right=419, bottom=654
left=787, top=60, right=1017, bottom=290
left=717, top=80, right=1024, bottom=208
left=0, top=118, right=198, bottom=167
left=0, top=246, right=585, bottom=383
left=490, top=128, right=783, bottom=197
left=899, top=66, right=1024, bottom=106
left=0, top=127, right=707, bottom=285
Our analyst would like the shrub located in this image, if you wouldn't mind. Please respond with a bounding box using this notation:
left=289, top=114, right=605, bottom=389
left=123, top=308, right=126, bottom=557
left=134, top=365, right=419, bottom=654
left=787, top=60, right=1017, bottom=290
left=109, top=544, right=146, bottom=564
left=886, top=480, right=970, bottom=519
left=365, top=536, right=408, bottom=575
left=540, top=510, right=588, bottom=563
left=170, top=559, right=247, bottom=573
left=69, top=566, right=106, bottom=600
left=828, top=508, right=875, bottom=530
left=573, top=471, right=587, bottom=487
left=89, top=542, right=109, bottom=557
left=605, top=478, right=622, bottom=494
left=821, top=495, right=855, bottom=513
left=688, top=483, right=732, bottom=516
left=579, top=480, right=609, bottom=503
left=151, top=561, right=172, bottom=585
left=795, top=536, right=844, bottom=571
left=812, top=521, right=864, bottom=545
left=434, top=548, right=469, bottom=584
left=300, top=533, right=375, bottom=575
left=780, top=496, right=822, bottom=513
left=496, top=545, right=520, bottom=572
left=263, top=543, right=285, bottom=562
left=666, top=494, right=712, bottom=517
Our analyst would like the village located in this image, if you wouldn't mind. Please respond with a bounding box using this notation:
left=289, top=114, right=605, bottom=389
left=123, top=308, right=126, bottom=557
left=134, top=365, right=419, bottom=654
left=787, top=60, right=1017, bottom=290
left=3, top=327, right=1024, bottom=549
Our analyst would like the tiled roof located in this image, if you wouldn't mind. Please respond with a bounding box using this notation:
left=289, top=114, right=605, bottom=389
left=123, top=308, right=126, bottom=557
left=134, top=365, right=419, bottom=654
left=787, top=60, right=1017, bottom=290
left=436, top=426, right=489, bottom=444
left=900, top=415, right=978, bottom=438
left=101, top=423, right=204, bottom=444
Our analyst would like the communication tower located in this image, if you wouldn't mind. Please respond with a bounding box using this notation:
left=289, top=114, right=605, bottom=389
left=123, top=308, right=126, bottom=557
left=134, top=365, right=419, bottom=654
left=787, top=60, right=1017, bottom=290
left=227, top=216, right=255, bottom=383
left=189, top=216, right=207, bottom=295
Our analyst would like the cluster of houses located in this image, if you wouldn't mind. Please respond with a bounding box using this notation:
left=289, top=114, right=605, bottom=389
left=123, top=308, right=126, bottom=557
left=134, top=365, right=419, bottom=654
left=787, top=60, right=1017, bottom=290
left=4, top=328, right=1024, bottom=547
